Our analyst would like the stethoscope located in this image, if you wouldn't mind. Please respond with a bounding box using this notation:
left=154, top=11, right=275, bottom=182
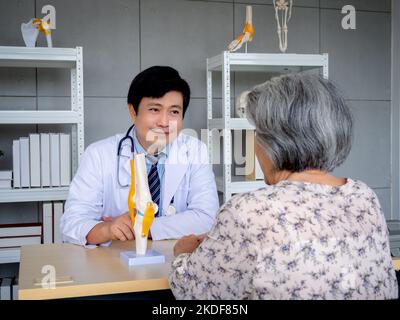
left=117, top=124, right=135, bottom=188
left=116, top=124, right=176, bottom=216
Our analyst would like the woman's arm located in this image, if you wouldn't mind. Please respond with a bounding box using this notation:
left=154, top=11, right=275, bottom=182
left=169, top=199, right=258, bottom=299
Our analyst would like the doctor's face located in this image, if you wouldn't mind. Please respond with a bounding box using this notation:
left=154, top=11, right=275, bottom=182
left=128, top=90, right=184, bottom=154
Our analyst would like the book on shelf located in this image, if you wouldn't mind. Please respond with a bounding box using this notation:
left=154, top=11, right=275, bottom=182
left=0, top=223, right=42, bottom=238
left=53, top=201, right=64, bottom=244
left=60, top=133, right=71, bottom=186
left=19, top=137, right=30, bottom=188
left=42, top=202, right=53, bottom=244
left=0, top=278, right=12, bottom=300
left=0, top=248, right=20, bottom=264
left=12, top=140, right=21, bottom=188
left=0, top=180, right=12, bottom=189
left=0, top=236, right=41, bottom=248
left=50, top=133, right=60, bottom=187
left=40, top=133, right=51, bottom=187
left=29, top=134, right=41, bottom=187
left=12, top=277, right=18, bottom=300
left=0, top=171, right=12, bottom=180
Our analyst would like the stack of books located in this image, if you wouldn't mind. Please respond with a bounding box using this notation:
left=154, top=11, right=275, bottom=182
left=42, top=201, right=64, bottom=244
left=12, top=133, right=71, bottom=188
left=0, top=223, right=42, bottom=249
left=0, top=201, right=64, bottom=254
left=0, top=276, right=18, bottom=300
left=0, top=171, right=12, bottom=189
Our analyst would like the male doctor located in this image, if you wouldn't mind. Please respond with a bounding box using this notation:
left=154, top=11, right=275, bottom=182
left=61, top=66, right=219, bottom=246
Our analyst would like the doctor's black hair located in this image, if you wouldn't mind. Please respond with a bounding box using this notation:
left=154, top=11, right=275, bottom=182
left=127, top=66, right=190, bottom=117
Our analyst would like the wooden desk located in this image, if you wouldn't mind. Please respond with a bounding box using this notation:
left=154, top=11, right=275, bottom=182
left=393, top=257, right=400, bottom=271
left=18, top=239, right=400, bottom=300
left=18, top=240, right=176, bottom=300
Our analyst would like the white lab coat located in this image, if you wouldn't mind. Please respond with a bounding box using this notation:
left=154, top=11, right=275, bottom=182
left=61, top=132, right=219, bottom=246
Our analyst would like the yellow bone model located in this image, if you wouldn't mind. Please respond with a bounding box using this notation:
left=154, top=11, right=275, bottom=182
left=32, top=18, right=51, bottom=36
left=228, top=6, right=254, bottom=52
left=141, top=202, right=155, bottom=237
left=128, top=159, right=136, bottom=227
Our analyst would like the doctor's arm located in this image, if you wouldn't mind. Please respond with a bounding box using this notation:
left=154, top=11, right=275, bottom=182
left=61, top=145, right=134, bottom=246
left=86, top=212, right=134, bottom=244
left=150, top=162, right=219, bottom=240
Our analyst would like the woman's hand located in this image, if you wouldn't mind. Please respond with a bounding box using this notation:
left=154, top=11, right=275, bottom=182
left=173, top=234, right=207, bottom=257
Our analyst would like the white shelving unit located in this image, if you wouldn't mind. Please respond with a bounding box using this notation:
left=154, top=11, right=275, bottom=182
left=207, top=51, right=329, bottom=202
left=0, top=46, right=84, bottom=262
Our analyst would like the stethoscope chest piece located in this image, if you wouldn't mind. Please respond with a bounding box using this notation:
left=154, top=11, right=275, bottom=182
left=165, top=204, right=176, bottom=216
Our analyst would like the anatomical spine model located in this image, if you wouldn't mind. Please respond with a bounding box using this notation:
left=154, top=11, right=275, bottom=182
left=128, top=154, right=158, bottom=255
left=273, top=0, right=293, bottom=53
left=228, top=6, right=254, bottom=53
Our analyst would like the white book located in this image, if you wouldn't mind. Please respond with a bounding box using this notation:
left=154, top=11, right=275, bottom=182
left=0, top=223, right=42, bottom=238
left=12, top=140, right=21, bottom=188
left=53, top=202, right=64, bottom=244
left=19, top=137, right=30, bottom=188
left=0, top=171, right=12, bottom=180
left=40, top=133, right=51, bottom=187
left=0, top=180, right=12, bottom=189
left=0, top=278, right=12, bottom=300
left=0, top=236, right=41, bottom=248
left=42, top=202, right=53, bottom=244
left=50, top=133, right=60, bottom=187
left=0, top=248, right=20, bottom=265
left=29, top=134, right=41, bottom=187
left=59, top=133, right=71, bottom=186
left=12, top=278, right=18, bottom=300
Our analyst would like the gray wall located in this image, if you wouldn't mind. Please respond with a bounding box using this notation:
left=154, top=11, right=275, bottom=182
left=0, top=0, right=394, bottom=224
left=391, top=0, right=400, bottom=221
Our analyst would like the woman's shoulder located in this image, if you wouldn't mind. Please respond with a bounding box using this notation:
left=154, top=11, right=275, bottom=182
left=219, top=187, right=279, bottom=219
left=220, top=178, right=382, bottom=220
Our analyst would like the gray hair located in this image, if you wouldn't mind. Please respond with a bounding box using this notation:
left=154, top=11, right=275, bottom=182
left=245, top=73, right=353, bottom=172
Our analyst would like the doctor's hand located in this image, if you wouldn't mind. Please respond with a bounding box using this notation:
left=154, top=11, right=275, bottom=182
left=105, top=213, right=135, bottom=242
left=173, top=234, right=205, bottom=257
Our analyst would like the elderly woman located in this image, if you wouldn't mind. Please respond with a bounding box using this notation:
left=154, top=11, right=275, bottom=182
left=168, top=74, right=398, bottom=300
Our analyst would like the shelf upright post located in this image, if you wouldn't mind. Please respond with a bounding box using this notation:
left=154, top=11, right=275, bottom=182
left=222, top=51, right=232, bottom=201
left=322, top=53, right=329, bottom=79
left=70, top=47, right=84, bottom=174
left=206, top=60, right=213, bottom=166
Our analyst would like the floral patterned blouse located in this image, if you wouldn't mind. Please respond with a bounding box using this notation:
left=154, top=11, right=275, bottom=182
left=169, top=179, right=398, bottom=300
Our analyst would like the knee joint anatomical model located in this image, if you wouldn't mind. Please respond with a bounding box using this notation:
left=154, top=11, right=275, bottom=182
left=128, top=153, right=158, bottom=255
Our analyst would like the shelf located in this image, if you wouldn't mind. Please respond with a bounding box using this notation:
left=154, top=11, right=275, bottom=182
left=0, top=187, right=69, bottom=203
left=0, top=110, right=81, bottom=124
left=0, top=248, right=20, bottom=264
left=208, top=118, right=254, bottom=130
left=207, top=52, right=328, bottom=72
left=207, top=51, right=328, bottom=202
left=0, top=46, right=78, bottom=68
left=216, top=176, right=266, bottom=194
